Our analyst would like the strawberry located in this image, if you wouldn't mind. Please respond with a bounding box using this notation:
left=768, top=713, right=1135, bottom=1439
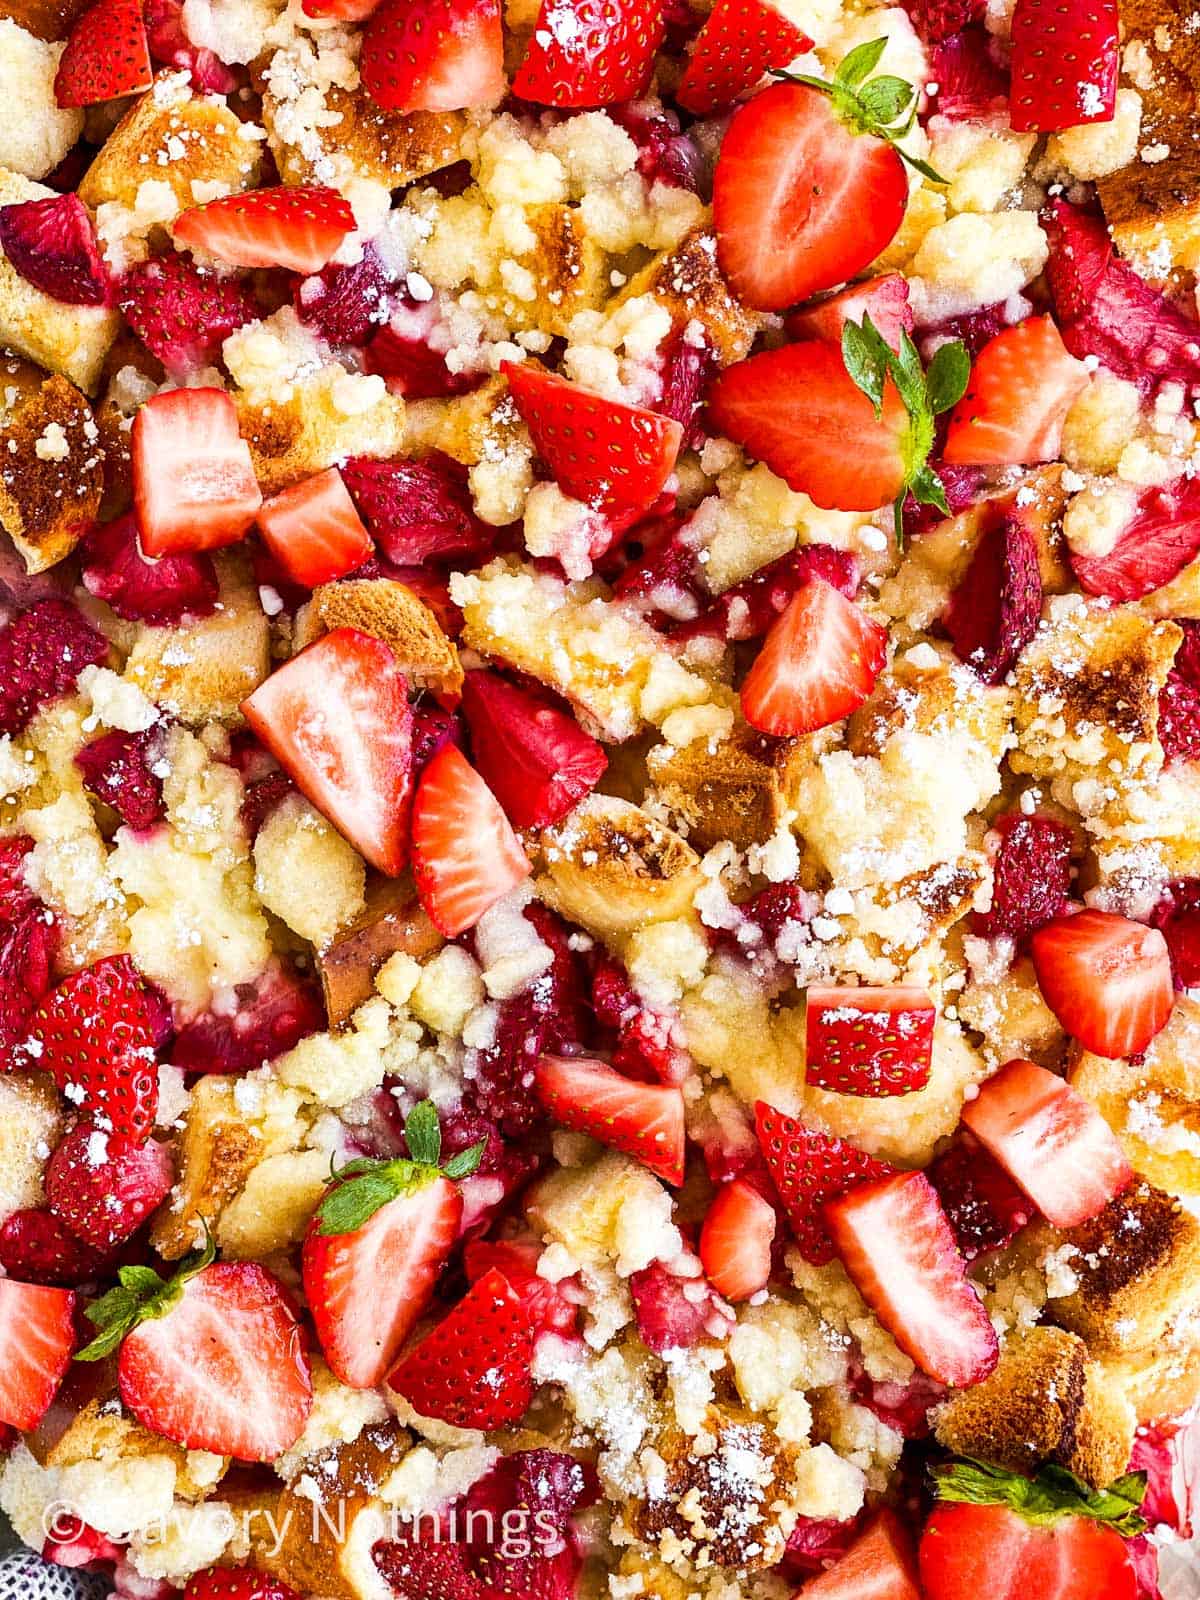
left=943, top=502, right=1042, bottom=684
left=119, top=254, right=258, bottom=376
left=46, top=1125, right=173, bottom=1250
left=805, top=985, right=936, bottom=1097
left=184, top=1571, right=303, bottom=1600
left=460, top=1449, right=598, bottom=1597
left=928, top=27, right=1009, bottom=120
left=674, top=544, right=861, bottom=646
left=80, top=514, right=220, bottom=625
left=0, top=193, right=109, bottom=306
left=676, top=0, right=812, bottom=115
left=143, top=0, right=238, bottom=90
left=1150, top=877, right=1200, bottom=989
left=173, top=186, right=355, bottom=275
left=1030, top=909, right=1174, bottom=1059
left=786, top=273, right=914, bottom=351
left=387, top=1266, right=534, bottom=1429
left=303, top=0, right=383, bottom=18
left=534, top=1053, right=687, bottom=1185
left=1010, top=0, right=1117, bottom=131
left=974, top=810, right=1073, bottom=944
left=410, top=744, right=531, bottom=935
left=712, top=81, right=907, bottom=311
left=463, top=1238, right=579, bottom=1336
left=42, top=1515, right=123, bottom=1570
left=825, top=1170, right=999, bottom=1386
left=942, top=315, right=1089, bottom=466
left=699, top=1177, right=776, bottom=1302
left=798, top=1510, right=920, bottom=1599
left=341, top=453, right=493, bottom=566
left=962, top=1056, right=1133, bottom=1228
left=54, top=0, right=152, bottom=106
left=242, top=628, right=414, bottom=877
left=629, top=1260, right=735, bottom=1353
left=0, top=834, right=38, bottom=922
left=1071, top=477, right=1200, bottom=603
left=0, top=598, right=108, bottom=737
left=75, top=727, right=165, bottom=831
left=512, top=0, right=665, bottom=106
left=459, top=670, right=606, bottom=829
left=654, top=325, right=716, bottom=441
left=608, top=104, right=705, bottom=193
left=133, top=388, right=262, bottom=558
left=360, top=0, right=504, bottom=112
left=373, top=1538, right=485, bottom=1600
left=256, top=469, right=373, bottom=589
left=901, top=0, right=983, bottom=44
left=740, top=579, right=887, bottom=737
left=755, top=1102, right=895, bottom=1265
left=172, top=961, right=324, bottom=1074
left=503, top=363, right=683, bottom=517
left=0, top=1208, right=109, bottom=1288
left=0, top=1278, right=76, bottom=1430
left=1161, top=634, right=1200, bottom=766
left=295, top=246, right=395, bottom=347
left=902, top=462, right=990, bottom=539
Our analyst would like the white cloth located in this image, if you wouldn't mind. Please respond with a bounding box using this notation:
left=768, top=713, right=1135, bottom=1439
left=0, top=1550, right=109, bottom=1598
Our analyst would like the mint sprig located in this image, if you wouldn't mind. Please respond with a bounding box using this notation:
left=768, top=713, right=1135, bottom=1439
left=76, top=1231, right=216, bottom=1362
left=775, top=38, right=946, bottom=184
left=840, top=312, right=969, bottom=545
left=931, top=1458, right=1148, bottom=1539
left=313, top=1100, right=485, bottom=1237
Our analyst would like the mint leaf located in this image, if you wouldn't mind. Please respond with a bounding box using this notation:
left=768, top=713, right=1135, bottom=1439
left=836, top=36, right=887, bottom=87
left=926, top=340, right=971, bottom=414
left=405, top=1100, right=441, bottom=1167
left=931, top=1459, right=1148, bottom=1539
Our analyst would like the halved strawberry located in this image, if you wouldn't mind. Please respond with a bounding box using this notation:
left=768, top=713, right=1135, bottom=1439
left=962, top=1056, right=1133, bottom=1228
left=740, top=579, right=887, bottom=737
left=256, top=468, right=373, bottom=589
left=676, top=0, right=811, bottom=115
left=459, top=670, right=606, bottom=829
left=943, top=502, right=1042, bottom=684
left=754, top=1101, right=895, bottom=1264
left=133, top=388, right=262, bottom=558
left=1029, top=909, right=1173, bottom=1059
left=920, top=1496, right=1138, bottom=1600
left=503, top=363, right=682, bottom=516
left=119, top=254, right=258, bottom=376
left=699, top=1177, right=776, bottom=1302
left=942, top=316, right=1089, bottom=466
left=805, top=986, right=936, bottom=1098
left=824, top=1170, right=999, bottom=1387
left=0, top=193, right=109, bottom=306
left=243, top=628, right=414, bottom=877
left=713, top=82, right=907, bottom=311
left=1071, top=477, right=1200, bottom=602
left=54, top=0, right=151, bottom=106
left=799, top=1510, right=920, bottom=1599
left=388, top=1267, right=533, bottom=1429
left=0, top=1279, right=75, bottom=1430
left=534, top=1053, right=686, bottom=1185
left=512, top=0, right=665, bottom=106
left=173, top=186, right=354, bottom=275
left=786, top=273, right=914, bottom=351
left=411, top=743, right=532, bottom=935
left=361, top=0, right=504, bottom=112
left=1010, top=0, right=1117, bottom=131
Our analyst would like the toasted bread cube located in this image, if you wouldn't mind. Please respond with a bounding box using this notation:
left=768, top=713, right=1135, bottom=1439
left=957, top=956, right=1068, bottom=1071
left=527, top=1148, right=674, bottom=1270
left=216, top=1148, right=331, bottom=1259
left=1091, top=1338, right=1200, bottom=1426
left=0, top=1070, right=62, bottom=1221
left=0, top=371, right=103, bottom=572
left=1099, top=140, right=1200, bottom=278
left=0, top=19, right=83, bottom=177
left=294, top=579, right=463, bottom=702
left=0, top=0, right=86, bottom=39
left=612, top=227, right=762, bottom=364
left=263, top=81, right=466, bottom=191
left=316, top=873, right=442, bottom=1029
left=235, top=368, right=406, bottom=497
left=254, top=793, right=367, bottom=950
left=647, top=722, right=805, bottom=853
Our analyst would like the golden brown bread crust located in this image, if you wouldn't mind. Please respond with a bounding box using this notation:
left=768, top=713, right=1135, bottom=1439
left=294, top=579, right=464, bottom=702
left=316, top=873, right=443, bottom=1028
left=263, top=83, right=467, bottom=190
left=0, top=0, right=88, bottom=39
left=1099, top=144, right=1200, bottom=278
left=0, top=370, right=103, bottom=572
left=615, top=228, right=762, bottom=366
left=151, top=1076, right=264, bottom=1260
left=647, top=722, right=804, bottom=853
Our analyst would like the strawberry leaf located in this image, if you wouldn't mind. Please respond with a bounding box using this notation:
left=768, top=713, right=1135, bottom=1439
left=313, top=1100, right=486, bottom=1235
left=926, top=340, right=972, bottom=414
left=405, top=1099, right=441, bottom=1166
left=443, top=1142, right=487, bottom=1180
left=77, top=1233, right=216, bottom=1361
left=931, top=1458, right=1148, bottom=1538
left=836, top=36, right=887, bottom=87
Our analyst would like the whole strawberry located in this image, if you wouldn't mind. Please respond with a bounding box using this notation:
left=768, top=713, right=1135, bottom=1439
left=46, top=1124, right=173, bottom=1251
left=0, top=1207, right=110, bottom=1287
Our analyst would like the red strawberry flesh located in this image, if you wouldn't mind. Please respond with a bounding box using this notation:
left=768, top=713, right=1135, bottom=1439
left=973, top=810, right=1073, bottom=943
left=119, top=254, right=258, bottom=376
left=944, top=504, right=1042, bottom=684
left=75, top=728, right=165, bottom=831
left=460, top=669, right=606, bottom=829
left=0, top=194, right=109, bottom=306
left=0, top=599, right=108, bottom=736
left=80, top=514, right=220, bottom=626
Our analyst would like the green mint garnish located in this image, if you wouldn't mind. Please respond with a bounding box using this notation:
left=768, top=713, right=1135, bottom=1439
left=76, top=1230, right=216, bottom=1362
left=931, top=1458, right=1148, bottom=1539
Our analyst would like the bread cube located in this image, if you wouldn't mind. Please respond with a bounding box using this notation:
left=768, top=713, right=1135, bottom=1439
left=0, top=369, right=103, bottom=572
left=294, top=579, right=463, bottom=702
left=612, top=227, right=762, bottom=365
left=0, top=0, right=87, bottom=40
left=0, top=1070, right=62, bottom=1221
left=316, top=873, right=442, bottom=1029
left=263, top=81, right=466, bottom=191
left=0, top=20, right=82, bottom=177
left=254, top=793, right=367, bottom=949
left=647, top=722, right=806, bottom=853
left=234, top=367, right=406, bottom=497
left=217, top=1148, right=331, bottom=1258
left=527, top=1149, right=672, bottom=1269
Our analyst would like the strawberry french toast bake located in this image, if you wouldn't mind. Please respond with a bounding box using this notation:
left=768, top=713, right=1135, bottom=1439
left=0, top=0, right=1199, bottom=1591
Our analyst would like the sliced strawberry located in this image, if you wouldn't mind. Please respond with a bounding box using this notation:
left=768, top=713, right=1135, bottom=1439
left=76, top=727, right=165, bottom=832
left=786, top=273, right=914, bottom=351
left=674, top=544, right=860, bottom=647
left=172, top=961, right=324, bottom=1073
left=81, top=513, right=220, bottom=625
left=676, top=0, right=811, bottom=115
left=740, top=578, right=887, bottom=737
left=504, top=363, right=682, bottom=517
left=805, top=986, right=936, bottom=1098
left=1010, top=0, right=1117, bottom=131
left=943, top=502, right=1042, bottom=684
left=713, top=82, right=907, bottom=311
left=54, top=0, right=151, bottom=106
left=243, top=627, right=414, bottom=877
left=388, top=1267, right=533, bottom=1429
left=942, top=315, right=1089, bottom=466
left=173, top=186, right=354, bottom=275
left=709, top=342, right=910, bottom=511
left=1071, top=477, right=1200, bottom=603
left=133, top=388, right=262, bottom=558
left=119, top=254, right=258, bottom=376
left=798, top=1510, right=920, bottom=1599
left=919, top=1500, right=1138, bottom=1600
left=974, top=811, right=1073, bottom=943
left=962, top=1056, right=1133, bottom=1228
left=512, top=0, right=665, bottom=106
left=459, top=670, right=606, bottom=830
left=295, top=246, right=395, bottom=347
left=410, top=744, right=531, bottom=936
left=534, top=1053, right=686, bottom=1185
left=1030, top=908, right=1173, bottom=1058
left=463, top=1238, right=579, bottom=1336
left=184, top=1571, right=303, bottom=1600
left=754, top=1101, right=895, bottom=1265
left=928, top=27, right=1009, bottom=119
left=256, top=468, right=373, bottom=589
left=0, top=598, right=108, bottom=737
left=825, top=1170, right=999, bottom=1387
left=902, top=0, right=984, bottom=44
left=629, top=1259, right=735, bottom=1352
left=361, top=0, right=504, bottom=112
left=0, top=1279, right=75, bottom=1431
left=341, top=453, right=493, bottom=566
left=0, top=193, right=109, bottom=306
left=699, top=1177, right=776, bottom=1302
left=46, top=1125, right=173, bottom=1250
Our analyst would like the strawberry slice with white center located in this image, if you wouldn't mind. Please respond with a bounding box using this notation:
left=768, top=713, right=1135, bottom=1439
left=740, top=578, right=887, bottom=737
left=534, top=1053, right=686, bottom=1185
left=411, top=744, right=532, bottom=935
left=173, top=185, right=355, bottom=274
left=824, top=1170, right=999, bottom=1388
left=512, top=0, right=665, bottom=106
left=133, top=388, right=262, bottom=558
left=961, top=1057, right=1133, bottom=1228
left=676, top=0, right=812, bottom=116
left=1029, top=909, right=1173, bottom=1059
left=0, top=1279, right=76, bottom=1430
left=361, top=0, right=504, bottom=111
left=503, top=362, right=682, bottom=516
left=242, top=627, right=414, bottom=877
left=942, top=316, right=1089, bottom=466
left=256, top=468, right=373, bottom=589
left=786, top=273, right=914, bottom=351
left=801, top=1509, right=921, bottom=1599
left=699, top=1177, right=776, bottom=1302
left=805, top=985, right=936, bottom=1098
left=54, top=0, right=152, bottom=107
left=1009, top=0, right=1118, bottom=132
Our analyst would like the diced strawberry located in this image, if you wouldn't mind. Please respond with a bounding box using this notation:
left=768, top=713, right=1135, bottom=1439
left=928, top=27, right=1009, bottom=120
left=1161, top=639, right=1200, bottom=765
left=171, top=961, right=325, bottom=1073
left=943, top=502, right=1042, bottom=684
left=239, top=769, right=295, bottom=839
left=173, top=186, right=354, bottom=275
left=361, top=0, right=504, bottom=112
left=184, top=1570, right=303, bottom=1600
left=256, top=468, right=373, bottom=589
left=133, top=388, right=262, bottom=558
left=674, top=545, right=861, bottom=646
left=0, top=193, right=109, bottom=306
left=341, top=453, right=494, bottom=566
left=513, top=0, right=665, bottom=105
left=1150, top=877, right=1200, bottom=988
left=1010, top=0, right=1117, bottom=131
left=463, top=1238, right=578, bottom=1336
left=460, top=1449, right=598, bottom=1599
left=54, top=0, right=151, bottom=106
left=459, top=670, right=606, bottom=830
left=374, top=1538, right=486, bottom=1600
left=628, top=1259, right=735, bottom=1353
left=302, top=0, right=383, bottom=19
left=787, top=274, right=914, bottom=351
left=0, top=1208, right=108, bottom=1288
left=1071, top=477, right=1200, bottom=603
left=388, top=1266, right=534, bottom=1428
left=676, top=0, right=811, bottom=115
left=609, top=513, right=705, bottom=621
left=782, top=1516, right=865, bottom=1583
left=700, top=1176, right=776, bottom=1302
left=606, top=104, right=705, bottom=192
left=0, top=834, right=38, bottom=922
left=1030, top=909, right=1174, bottom=1058
left=692, top=1090, right=772, bottom=1186
left=75, top=728, right=165, bottom=832
left=805, top=986, right=936, bottom=1097
left=364, top=300, right=487, bottom=399
left=81, top=515, right=219, bottom=628
left=0, top=598, right=107, bottom=736
left=848, top=1364, right=948, bottom=1439
left=740, top=579, right=888, bottom=737
left=963, top=1056, right=1133, bottom=1228
left=797, top=1510, right=921, bottom=1599
left=973, top=811, right=1073, bottom=942
left=143, top=0, right=238, bottom=91
left=901, top=0, right=983, bottom=44
left=1131, top=1419, right=1198, bottom=1538
left=119, top=254, right=258, bottom=376
left=919, top=1501, right=1138, bottom=1600
left=713, top=82, right=907, bottom=311
left=42, top=1514, right=123, bottom=1571
left=591, top=955, right=689, bottom=1087
left=0, top=1278, right=76, bottom=1431
left=46, top=1126, right=172, bottom=1250
left=652, top=327, right=715, bottom=448
left=825, top=1170, right=999, bottom=1387
left=243, top=627, right=414, bottom=877
left=943, top=315, right=1089, bottom=465
left=411, top=744, right=531, bottom=935
left=755, top=1101, right=895, bottom=1265
left=535, top=1054, right=686, bottom=1184
left=295, top=246, right=395, bottom=347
